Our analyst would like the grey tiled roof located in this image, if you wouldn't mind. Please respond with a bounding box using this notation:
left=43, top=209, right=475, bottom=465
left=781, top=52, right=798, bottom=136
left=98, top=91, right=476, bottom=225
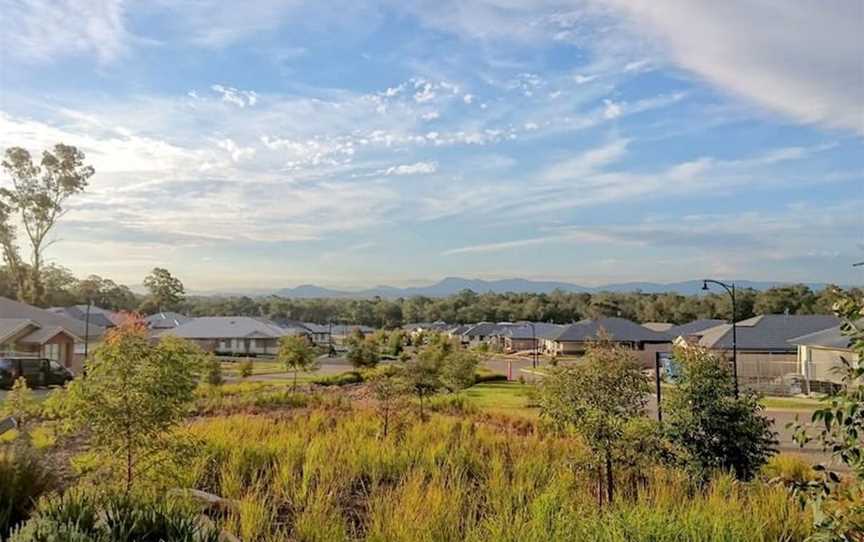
left=698, top=314, right=841, bottom=351
left=49, top=305, right=119, bottom=328
left=501, top=323, right=566, bottom=340
left=553, top=317, right=671, bottom=343
left=667, top=319, right=727, bottom=338
left=163, top=317, right=303, bottom=339
left=145, top=312, right=191, bottom=329
left=788, top=320, right=862, bottom=350
left=0, top=297, right=104, bottom=340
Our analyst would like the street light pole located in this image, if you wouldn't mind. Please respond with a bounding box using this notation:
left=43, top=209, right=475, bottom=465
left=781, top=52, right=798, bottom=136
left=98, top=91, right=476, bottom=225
left=528, top=322, right=537, bottom=369
left=702, top=279, right=738, bottom=398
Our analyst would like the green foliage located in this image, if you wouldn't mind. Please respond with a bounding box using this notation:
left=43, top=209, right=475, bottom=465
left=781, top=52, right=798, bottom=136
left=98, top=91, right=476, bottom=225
left=238, top=358, right=253, bottom=378
left=277, top=334, right=318, bottom=389
left=368, top=364, right=410, bottom=436
left=347, top=335, right=380, bottom=369
left=62, top=322, right=204, bottom=492
left=312, top=370, right=364, bottom=387
left=473, top=368, right=508, bottom=384
left=1, top=377, right=39, bottom=433
left=0, top=446, right=56, bottom=538
left=141, top=267, right=185, bottom=313
left=791, top=291, right=864, bottom=539
left=665, top=346, right=777, bottom=481
left=537, top=339, right=650, bottom=504
left=8, top=491, right=222, bottom=542
left=181, top=285, right=860, bottom=329
left=441, top=350, right=481, bottom=392
left=1, top=143, right=93, bottom=305
left=386, top=329, right=406, bottom=356
left=203, top=355, right=224, bottom=386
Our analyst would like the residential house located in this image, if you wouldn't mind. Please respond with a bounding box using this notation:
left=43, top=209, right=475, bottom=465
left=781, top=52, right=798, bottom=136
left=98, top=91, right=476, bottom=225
left=667, top=319, right=727, bottom=343
left=0, top=297, right=106, bottom=373
left=49, top=305, right=123, bottom=329
left=161, top=316, right=308, bottom=356
left=642, top=322, right=674, bottom=332
left=543, top=317, right=672, bottom=366
left=461, top=322, right=517, bottom=347
left=500, top=323, right=565, bottom=353
left=300, top=322, right=332, bottom=346
left=145, top=312, right=191, bottom=331
left=692, top=314, right=840, bottom=394
left=789, top=323, right=860, bottom=394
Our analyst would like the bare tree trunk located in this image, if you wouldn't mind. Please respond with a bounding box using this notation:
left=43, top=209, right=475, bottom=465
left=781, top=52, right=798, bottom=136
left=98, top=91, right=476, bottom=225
left=597, top=463, right=604, bottom=508
left=382, top=402, right=389, bottom=437
left=605, top=449, right=614, bottom=505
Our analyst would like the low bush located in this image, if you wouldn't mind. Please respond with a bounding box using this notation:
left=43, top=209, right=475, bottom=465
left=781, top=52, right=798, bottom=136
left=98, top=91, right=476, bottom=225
left=312, top=371, right=364, bottom=387
left=0, top=446, right=57, bottom=538
left=8, top=491, right=223, bottom=542
left=473, top=369, right=507, bottom=384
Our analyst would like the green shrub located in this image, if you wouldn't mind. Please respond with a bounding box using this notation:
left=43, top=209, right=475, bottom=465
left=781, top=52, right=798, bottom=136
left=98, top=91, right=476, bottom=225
left=473, top=369, right=507, bottom=384
left=238, top=359, right=254, bottom=378
left=0, top=446, right=57, bottom=538
left=312, top=371, right=364, bottom=387
left=9, top=492, right=222, bottom=542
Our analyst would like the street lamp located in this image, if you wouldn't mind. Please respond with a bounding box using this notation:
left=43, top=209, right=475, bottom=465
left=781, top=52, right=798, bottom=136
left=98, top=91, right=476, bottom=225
left=702, top=279, right=738, bottom=397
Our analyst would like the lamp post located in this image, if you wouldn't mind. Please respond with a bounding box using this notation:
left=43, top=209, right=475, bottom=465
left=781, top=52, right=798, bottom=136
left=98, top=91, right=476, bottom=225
left=702, top=279, right=738, bottom=398
left=528, top=322, right=537, bottom=369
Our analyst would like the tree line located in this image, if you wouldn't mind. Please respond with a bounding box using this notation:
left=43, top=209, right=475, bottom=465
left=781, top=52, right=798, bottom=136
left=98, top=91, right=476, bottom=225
left=183, top=284, right=859, bottom=327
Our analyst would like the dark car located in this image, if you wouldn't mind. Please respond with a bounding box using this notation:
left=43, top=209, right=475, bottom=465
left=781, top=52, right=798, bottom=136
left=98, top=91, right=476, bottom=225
left=0, top=357, right=74, bottom=390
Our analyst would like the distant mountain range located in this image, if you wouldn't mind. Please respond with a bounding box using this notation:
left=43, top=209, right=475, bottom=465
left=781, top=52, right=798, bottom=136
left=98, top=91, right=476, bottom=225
left=269, top=277, right=833, bottom=299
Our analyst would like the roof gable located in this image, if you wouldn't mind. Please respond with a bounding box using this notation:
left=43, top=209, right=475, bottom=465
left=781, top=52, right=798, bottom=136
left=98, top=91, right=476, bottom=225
left=554, top=317, right=671, bottom=343
left=699, top=314, right=841, bottom=351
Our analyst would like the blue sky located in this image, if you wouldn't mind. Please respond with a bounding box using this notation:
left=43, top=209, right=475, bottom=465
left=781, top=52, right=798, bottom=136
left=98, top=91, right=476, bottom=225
left=1, top=0, right=862, bottom=291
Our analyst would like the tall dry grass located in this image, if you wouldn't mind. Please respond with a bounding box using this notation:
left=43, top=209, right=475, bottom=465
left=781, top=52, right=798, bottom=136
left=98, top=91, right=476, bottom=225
left=148, top=409, right=812, bottom=541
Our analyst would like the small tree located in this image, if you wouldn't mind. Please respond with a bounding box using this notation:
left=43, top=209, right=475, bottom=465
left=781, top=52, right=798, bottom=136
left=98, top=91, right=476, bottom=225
left=63, top=321, right=203, bottom=493
left=0, top=378, right=39, bottom=436
left=204, top=355, right=224, bottom=387
left=537, top=340, right=649, bottom=505
left=441, top=350, right=480, bottom=393
left=278, top=335, right=318, bottom=390
left=347, top=336, right=379, bottom=369
left=792, top=292, right=864, bottom=539
left=403, top=343, right=446, bottom=420
left=386, top=330, right=405, bottom=357
left=664, top=346, right=777, bottom=481
left=368, top=365, right=408, bottom=437
left=238, top=359, right=253, bottom=378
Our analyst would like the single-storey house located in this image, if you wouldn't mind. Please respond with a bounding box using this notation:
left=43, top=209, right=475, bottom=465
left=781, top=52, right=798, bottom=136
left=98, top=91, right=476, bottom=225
left=500, top=323, right=565, bottom=353
left=0, top=297, right=106, bottom=373
left=642, top=322, right=674, bottom=332
left=161, top=316, right=307, bottom=356
left=145, top=312, right=191, bottom=331
left=789, top=322, right=860, bottom=394
left=667, top=319, right=727, bottom=343
left=691, top=314, right=840, bottom=394
left=543, top=317, right=672, bottom=366
left=300, top=322, right=332, bottom=346
left=49, top=305, right=123, bottom=329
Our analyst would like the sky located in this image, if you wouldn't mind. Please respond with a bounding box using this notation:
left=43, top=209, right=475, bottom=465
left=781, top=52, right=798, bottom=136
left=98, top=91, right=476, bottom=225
left=1, top=0, right=862, bottom=292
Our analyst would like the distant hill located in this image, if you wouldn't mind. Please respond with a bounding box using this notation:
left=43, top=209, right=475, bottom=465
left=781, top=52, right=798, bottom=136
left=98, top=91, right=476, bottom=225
left=272, top=277, right=833, bottom=299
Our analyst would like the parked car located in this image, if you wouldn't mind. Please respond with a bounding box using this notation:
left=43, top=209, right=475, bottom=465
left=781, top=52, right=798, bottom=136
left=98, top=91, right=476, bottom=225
left=0, top=357, right=74, bottom=390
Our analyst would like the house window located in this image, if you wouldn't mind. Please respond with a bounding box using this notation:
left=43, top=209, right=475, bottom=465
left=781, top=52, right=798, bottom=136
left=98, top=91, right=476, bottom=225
left=249, top=338, right=257, bottom=350
left=43, top=343, right=60, bottom=361
left=219, top=340, right=230, bottom=351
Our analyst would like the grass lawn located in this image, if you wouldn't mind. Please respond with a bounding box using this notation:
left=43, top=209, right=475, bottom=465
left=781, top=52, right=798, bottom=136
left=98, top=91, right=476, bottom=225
left=759, top=395, right=822, bottom=411
left=463, top=381, right=539, bottom=417
left=219, top=359, right=286, bottom=376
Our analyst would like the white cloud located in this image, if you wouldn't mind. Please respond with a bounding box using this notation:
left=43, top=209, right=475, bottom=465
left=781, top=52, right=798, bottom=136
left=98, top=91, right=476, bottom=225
left=2, top=0, right=130, bottom=63
left=463, top=94, right=474, bottom=104
left=211, top=85, right=259, bottom=108
left=384, top=161, right=438, bottom=176
left=602, top=99, right=622, bottom=119
left=215, top=138, right=256, bottom=162
left=421, top=111, right=440, bottom=121
left=600, top=0, right=864, bottom=134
